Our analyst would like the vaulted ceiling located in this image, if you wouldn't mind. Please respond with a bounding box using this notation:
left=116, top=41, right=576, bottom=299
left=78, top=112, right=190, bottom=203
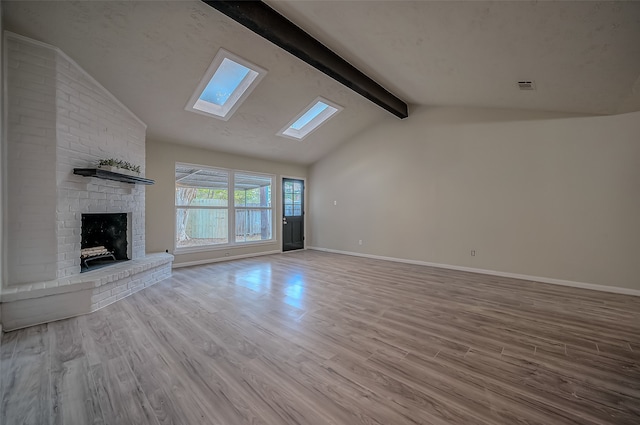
left=4, top=1, right=640, bottom=165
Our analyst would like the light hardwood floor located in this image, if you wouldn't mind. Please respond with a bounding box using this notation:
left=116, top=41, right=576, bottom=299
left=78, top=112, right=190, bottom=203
left=2, top=250, right=640, bottom=425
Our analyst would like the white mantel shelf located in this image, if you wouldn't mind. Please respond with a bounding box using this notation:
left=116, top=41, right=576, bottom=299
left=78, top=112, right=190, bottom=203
left=73, top=168, right=155, bottom=185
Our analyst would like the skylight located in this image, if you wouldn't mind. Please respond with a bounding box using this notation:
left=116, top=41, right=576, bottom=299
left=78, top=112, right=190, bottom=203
left=278, top=97, right=342, bottom=140
left=186, top=49, right=267, bottom=121
left=200, top=59, right=251, bottom=105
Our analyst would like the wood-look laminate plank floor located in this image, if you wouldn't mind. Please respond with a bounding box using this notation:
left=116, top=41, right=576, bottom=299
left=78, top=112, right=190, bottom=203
left=2, top=250, right=640, bottom=425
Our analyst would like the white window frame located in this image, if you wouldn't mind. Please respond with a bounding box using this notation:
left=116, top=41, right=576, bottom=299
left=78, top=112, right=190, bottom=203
left=175, top=163, right=276, bottom=254
left=277, top=96, right=343, bottom=140
left=185, top=49, right=267, bottom=121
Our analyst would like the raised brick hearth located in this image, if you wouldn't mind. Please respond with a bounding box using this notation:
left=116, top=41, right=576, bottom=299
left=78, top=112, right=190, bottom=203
left=1, top=254, right=172, bottom=330
left=1, top=33, right=173, bottom=330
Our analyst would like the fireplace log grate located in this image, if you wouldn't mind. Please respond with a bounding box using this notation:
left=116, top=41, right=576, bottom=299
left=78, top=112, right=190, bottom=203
left=81, top=246, right=116, bottom=269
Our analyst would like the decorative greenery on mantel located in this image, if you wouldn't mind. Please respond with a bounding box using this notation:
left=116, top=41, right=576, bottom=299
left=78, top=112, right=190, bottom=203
left=97, top=158, right=141, bottom=175
left=74, top=158, right=153, bottom=185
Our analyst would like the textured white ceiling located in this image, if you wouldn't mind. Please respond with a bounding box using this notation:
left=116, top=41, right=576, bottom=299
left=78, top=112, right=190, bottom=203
left=267, top=0, right=640, bottom=116
left=3, top=1, right=387, bottom=164
left=4, top=1, right=640, bottom=165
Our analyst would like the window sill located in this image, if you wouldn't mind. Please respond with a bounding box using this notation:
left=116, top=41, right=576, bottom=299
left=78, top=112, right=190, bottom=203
left=174, top=240, right=278, bottom=255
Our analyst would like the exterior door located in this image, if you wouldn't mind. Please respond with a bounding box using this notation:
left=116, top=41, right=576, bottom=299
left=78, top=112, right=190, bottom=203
left=282, top=178, right=304, bottom=251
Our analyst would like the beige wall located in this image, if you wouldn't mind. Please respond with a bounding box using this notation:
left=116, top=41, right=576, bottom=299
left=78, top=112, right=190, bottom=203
left=146, top=140, right=308, bottom=266
left=310, top=106, right=640, bottom=290
left=1, top=11, right=5, bottom=323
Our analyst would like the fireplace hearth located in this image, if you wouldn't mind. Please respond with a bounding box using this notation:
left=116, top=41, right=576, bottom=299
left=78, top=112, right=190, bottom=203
left=81, top=213, right=129, bottom=272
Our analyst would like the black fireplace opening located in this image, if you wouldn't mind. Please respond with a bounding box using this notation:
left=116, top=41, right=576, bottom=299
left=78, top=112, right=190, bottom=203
left=81, top=213, right=129, bottom=272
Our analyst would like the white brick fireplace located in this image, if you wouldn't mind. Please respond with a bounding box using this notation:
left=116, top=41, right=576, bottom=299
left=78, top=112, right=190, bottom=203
left=1, top=32, right=173, bottom=330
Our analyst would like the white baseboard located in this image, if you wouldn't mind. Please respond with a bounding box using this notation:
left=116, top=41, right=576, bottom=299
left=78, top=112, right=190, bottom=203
left=308, top=246, right=640, bottom=297
left=172, top=249, right=282, bottom=269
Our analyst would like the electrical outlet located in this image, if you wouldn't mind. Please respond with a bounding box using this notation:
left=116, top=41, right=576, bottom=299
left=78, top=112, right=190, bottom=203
left=334, top=200, right=337, bottom=206
left=471, top=250, right=476, bottom=256
left=358, top=240, right=363, bottom=245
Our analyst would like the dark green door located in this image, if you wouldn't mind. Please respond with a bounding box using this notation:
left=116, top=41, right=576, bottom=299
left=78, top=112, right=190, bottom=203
left=282, top=178, right=304, bottom=251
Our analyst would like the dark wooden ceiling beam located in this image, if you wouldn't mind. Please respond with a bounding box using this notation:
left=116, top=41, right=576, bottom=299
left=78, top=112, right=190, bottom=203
left=201, top=0, right=408, bottom=119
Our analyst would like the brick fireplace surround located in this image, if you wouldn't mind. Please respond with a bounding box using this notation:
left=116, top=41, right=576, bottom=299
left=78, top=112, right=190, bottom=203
left=1, top=32, right=173, bottom=330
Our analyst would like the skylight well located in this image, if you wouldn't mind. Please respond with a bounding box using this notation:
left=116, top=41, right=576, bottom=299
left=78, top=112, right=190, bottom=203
left=278, top=97, right=342, bottom=140
left=186, top=49, right=267, bottom=121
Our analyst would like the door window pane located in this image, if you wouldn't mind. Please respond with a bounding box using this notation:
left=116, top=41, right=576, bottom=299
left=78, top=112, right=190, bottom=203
left=283, top=179, right=303, bottom=217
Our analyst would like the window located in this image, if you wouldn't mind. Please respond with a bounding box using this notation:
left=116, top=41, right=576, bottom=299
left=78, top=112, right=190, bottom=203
left=175, top=163, right=274, bottom=251
left=278, top=97, right=343, bottom=140
left=283, top=179, right=303, bottom=216
left=234, top=173, right=273, bottom=243
left=185, top=49, right=267, bottom=121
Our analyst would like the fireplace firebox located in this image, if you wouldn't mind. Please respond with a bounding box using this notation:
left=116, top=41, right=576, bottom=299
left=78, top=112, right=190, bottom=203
left=81, top=213, right=129, bottom=272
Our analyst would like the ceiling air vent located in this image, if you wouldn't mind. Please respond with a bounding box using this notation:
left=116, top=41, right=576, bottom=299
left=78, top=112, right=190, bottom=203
left=517, top=81, right=536, bottom=91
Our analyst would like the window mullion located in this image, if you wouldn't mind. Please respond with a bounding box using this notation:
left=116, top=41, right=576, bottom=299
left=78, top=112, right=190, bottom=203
left=179, top=206, right=228, bottom=210
left=229, top=172, right=235, bottom=245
